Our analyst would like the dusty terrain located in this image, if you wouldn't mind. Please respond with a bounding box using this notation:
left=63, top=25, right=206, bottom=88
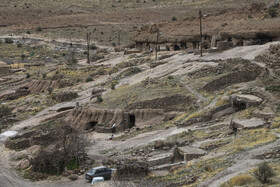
left=0, top=0, right=280, bottom=187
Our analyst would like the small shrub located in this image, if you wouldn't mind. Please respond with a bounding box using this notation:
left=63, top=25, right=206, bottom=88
left=172, top=16, right=177, bottom=21
left=112, top=42, right=116, bottom=46
left=47, top=86, right=53, bottom=94
left=96, top=95, right=103, bottom=103
left=248, top=15, right=253, bottom=18
left=264, top=13, right=270, bottom=18
left=167, top=75, right=174, bottom=79
left=227, top=174, right=252, bottom=186
left=36, top=26, right=43, bottom=32
left=268, top=8, right=278, bottom=18
left=5, top=38, right=13, bottom=44
left=0, top=105, right=11, bottom=117
left=254, top=162, right=274, bottom=184
left=83, top=51, right=88, bottom=55
left=26, top=31, right=31, bottom=34
left=204, top=165, right=213, bottom=172
left=111, top=80, right=118, bottom=90
left=86, top=77, right=93, bottom=82
left=90, top=43, right=97, bottom=50
left=17, top=43, right=22, bottom=48
left=42, top=73, right=47, bottom=79
left=271, top=117, right=280, bottom=128
left=66, top=158, right=79, bottom=170
left=26, top=73, right=31, bottom=78
left=21, top=54, right=26, bottom=60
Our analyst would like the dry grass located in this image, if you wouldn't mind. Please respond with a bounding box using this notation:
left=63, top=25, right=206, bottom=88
left=221, top=128, right=276, bottom=154
left=221, top=174, right=252, bottom=187
left=238, top=107, right=256, bottom=119
left=151, top=157, right=231, bottom=186
left=215, top=96, right=229, bottom=107
left=183, top=110, right=204, bottom=122
left=271, top=117, right=280, bottom=129
left=99, top=78, right=191, bottom=109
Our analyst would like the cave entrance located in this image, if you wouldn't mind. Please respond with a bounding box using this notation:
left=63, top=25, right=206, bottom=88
left=129, top=114, right=135, bottom=128
left=233, top=101, right=247, bottom=112
left=180, top=42, right=186, bottom=49
left=173, top=44, right=181, bottom=51
left=85, top=121, right=98, bottom=130
left=256, top=33, right=274, bottom=45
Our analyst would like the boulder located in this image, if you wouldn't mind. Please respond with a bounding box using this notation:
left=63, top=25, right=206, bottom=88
left=176, top=146, right=207, bottom=161
left=253, top=107, right=275, bottom=119
left=68, top=174, right=78, bottom=181
left=147, top=153, right=174, bottom=167
left=233, top=118, right=266, bottom=129
left=52, top=91, right=78, bottom=102
left=0, top=61, right=10, bottom=77
left=217, top=41, right=233, bottom=50
left=16, top=159, right=30, bottom=170
left=230, top=94, right=263, bottom=108
left=154, top=140, right=164, bottom=149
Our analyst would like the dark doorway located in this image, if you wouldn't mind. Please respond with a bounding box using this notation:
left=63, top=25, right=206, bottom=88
left=180, top=42, right=186, bottom=49
left=129, top=114, right=135, bottom=128
left=256, top=33, right=274, bottom=44
left=85, top=121, right=98, bottom=130
left=233, top=101, right=247, bottom=112
left=173, top=44, right=181, bottom=51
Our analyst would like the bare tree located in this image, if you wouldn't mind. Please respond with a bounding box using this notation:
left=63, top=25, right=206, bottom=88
left=28, top=123, right=88, bottom=175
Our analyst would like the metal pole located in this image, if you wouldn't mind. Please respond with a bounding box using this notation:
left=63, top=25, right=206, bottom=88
left=199, top=10, right=202, bottom=57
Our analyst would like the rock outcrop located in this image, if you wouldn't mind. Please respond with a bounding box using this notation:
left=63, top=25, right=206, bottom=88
left=0, top=61, right=10, bottom=77
left=65, top=107, right=178, bottom=132
left=175, top=146, right=207, bottom=161
left=27, top=79, right=73, bottom=93
left=233, top=118, right=266, bottom=129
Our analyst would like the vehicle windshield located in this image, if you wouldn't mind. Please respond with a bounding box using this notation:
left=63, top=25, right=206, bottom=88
left=89, top=169, right=96, bottom=174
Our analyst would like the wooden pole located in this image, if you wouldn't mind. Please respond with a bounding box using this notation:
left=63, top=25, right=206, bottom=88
left=155, top=27, right=159, bottom=61
left=118, top=32, right=121, bottom=46
left=87, top=32, right=91, bottom=64
left=199, top=10, right=203, bottom=57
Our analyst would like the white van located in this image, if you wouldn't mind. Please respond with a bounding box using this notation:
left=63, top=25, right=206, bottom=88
left=91, top=177, right=104, bottom=185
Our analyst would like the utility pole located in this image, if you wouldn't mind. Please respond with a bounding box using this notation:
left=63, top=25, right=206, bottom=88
left=199, top=10, right=203, bottom=57
left=118, top=32, right=121, bottom=46
left=86, top=32, right=91, bottom=64
left=155, top=27, right=160, bottom=61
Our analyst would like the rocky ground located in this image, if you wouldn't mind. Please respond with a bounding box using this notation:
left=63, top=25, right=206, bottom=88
left=0, top=35, right=280, bottom=186
left=0, top=0, right=280, bottom=187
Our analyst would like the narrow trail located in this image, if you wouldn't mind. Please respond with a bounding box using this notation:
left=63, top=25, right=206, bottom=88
left=178, top=76, right=207, bottom=106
